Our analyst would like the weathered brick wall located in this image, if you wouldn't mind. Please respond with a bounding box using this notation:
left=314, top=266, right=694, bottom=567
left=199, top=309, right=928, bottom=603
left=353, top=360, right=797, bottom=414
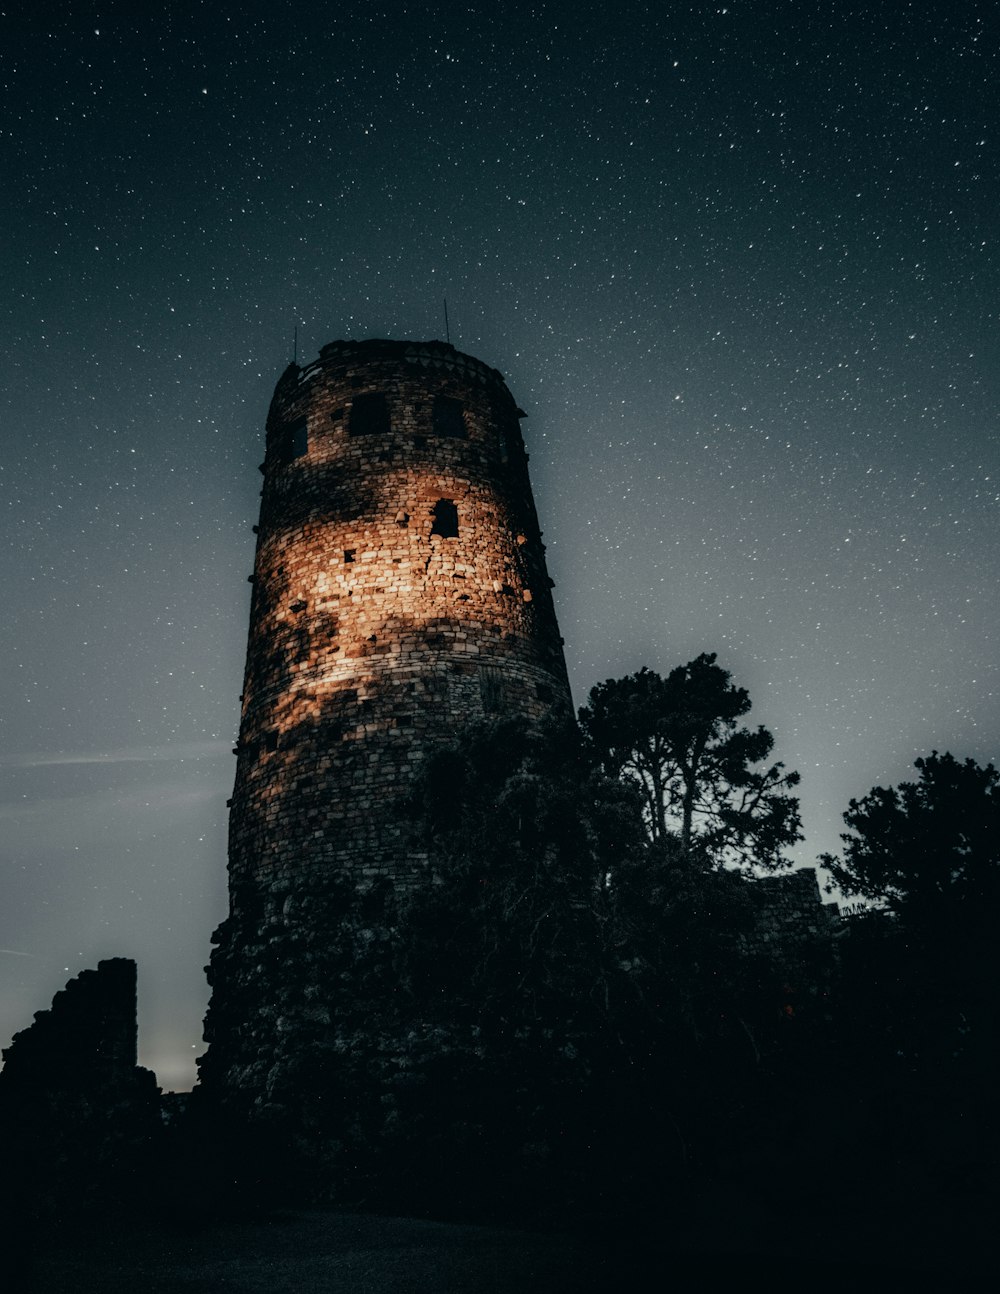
left=740, top=868, right=841, bottom=1012
left=228, top=339, right=572, bottom=903
left=201, top=341, right=574, bottom=1110
left=743, top=868, right=840, bottom=955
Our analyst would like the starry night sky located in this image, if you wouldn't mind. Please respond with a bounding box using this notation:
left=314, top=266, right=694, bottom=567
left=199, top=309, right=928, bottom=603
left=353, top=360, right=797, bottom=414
left=2, top=1, right=997, bottom=1090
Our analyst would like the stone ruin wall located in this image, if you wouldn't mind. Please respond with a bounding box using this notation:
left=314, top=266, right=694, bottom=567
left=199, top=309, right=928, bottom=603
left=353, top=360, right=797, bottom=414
left=0, top=959, right=160, bottom=1216
left=0, top=957, right=144, bottom=1089
left=228, top=339, right=574, bottom=911
left=744, top=868, right=840, bottom=955
left=741, top=868, right=841, bottom=1013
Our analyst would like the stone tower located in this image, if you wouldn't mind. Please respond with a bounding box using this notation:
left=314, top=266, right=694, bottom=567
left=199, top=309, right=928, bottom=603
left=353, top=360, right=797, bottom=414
left=200, top=339, right=572, bottom=1109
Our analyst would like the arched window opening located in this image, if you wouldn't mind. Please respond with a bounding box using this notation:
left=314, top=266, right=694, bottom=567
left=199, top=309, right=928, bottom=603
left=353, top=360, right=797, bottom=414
left=431, top=498, right=459, bottom=538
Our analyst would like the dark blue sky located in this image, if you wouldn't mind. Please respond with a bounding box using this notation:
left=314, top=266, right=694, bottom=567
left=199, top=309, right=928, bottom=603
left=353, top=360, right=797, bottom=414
left=2, top=0, right=997, bottom=1089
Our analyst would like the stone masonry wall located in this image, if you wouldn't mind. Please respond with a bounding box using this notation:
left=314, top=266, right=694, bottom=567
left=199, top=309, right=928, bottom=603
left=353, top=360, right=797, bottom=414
left=0, top=959, right=160, bottom=1217
left=1, top=957, right=142, bottom=1088
left=741, top=868, right=841, bottom=1016
left=200, top=341, right=574, bottom=1110
left=743, top=868, right=840, bottom=959
left=228, top=339, right=573, bottom=906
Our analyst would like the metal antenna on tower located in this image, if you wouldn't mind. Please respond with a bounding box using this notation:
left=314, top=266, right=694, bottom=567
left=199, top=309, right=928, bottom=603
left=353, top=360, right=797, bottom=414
left=443, top=298, right=450, bottom=345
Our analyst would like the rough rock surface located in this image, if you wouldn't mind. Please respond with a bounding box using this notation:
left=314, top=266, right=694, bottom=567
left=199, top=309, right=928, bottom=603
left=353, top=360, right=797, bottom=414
left=201, top=340, right=573, bottom=1113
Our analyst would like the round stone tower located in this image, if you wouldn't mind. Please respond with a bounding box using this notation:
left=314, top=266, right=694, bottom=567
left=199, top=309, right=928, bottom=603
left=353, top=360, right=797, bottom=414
left=228, top=339, right=572, bottom=903
left=199, top=340, right=573, bottom=1113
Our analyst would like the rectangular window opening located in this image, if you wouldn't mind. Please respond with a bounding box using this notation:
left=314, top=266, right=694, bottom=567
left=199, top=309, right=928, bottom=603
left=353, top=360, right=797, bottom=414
left=431, top=498, right=459, bottom=538
left=275, top=418, right=308, bottom=464
left=480, top=668, right=505, bottom=714
left=432, top=394, right=467, bottom=438
left=349, top=392, right=390, bottom=436
left=288, top=419, right=308, bottom=459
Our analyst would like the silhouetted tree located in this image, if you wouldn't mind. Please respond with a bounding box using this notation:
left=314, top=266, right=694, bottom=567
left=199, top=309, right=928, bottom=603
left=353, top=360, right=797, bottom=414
left=820, top=751, right=1000, bottom=936
left=819, top=753, right=999, bottom=1233
left=402, top=717, right=819, bottom=1218
left=822, top=751, right=999, bottom=1058
left=408, top=716, right=643, bottom=1034
left=579, top=654, right=801, bottom=870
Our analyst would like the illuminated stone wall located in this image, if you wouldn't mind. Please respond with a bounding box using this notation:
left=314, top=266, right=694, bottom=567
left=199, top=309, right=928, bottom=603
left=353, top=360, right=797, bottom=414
left=202, top=340, right=573, bottom=1112
left=226, top=339, right=572, bottom=909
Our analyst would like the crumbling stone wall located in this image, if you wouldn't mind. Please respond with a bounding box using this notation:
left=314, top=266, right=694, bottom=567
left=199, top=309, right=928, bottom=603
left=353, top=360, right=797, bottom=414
left=1, top=957, right=149, bottom=1089
left=202, top=340, right=574, bottom=1112
left=741, top=868, right=841, bottom=1016
left=743, top=868, right=840, bottom=958
left=0, top=959, right=159, bottom=1217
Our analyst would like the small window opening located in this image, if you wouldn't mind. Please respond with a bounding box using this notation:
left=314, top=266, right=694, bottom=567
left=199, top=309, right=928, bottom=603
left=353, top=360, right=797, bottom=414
left=432, top=394, right=467, bottom=438
left=499, top=416, right=521, bottom=462
left=480, top=669, right=505, bottom=714
left=349, top=392, right=390, bottom=436
left=536, top=683, right=553, bottom=703
left=344, top=549, right=356, bottom=563
left=264, top=731, right=279, bottom=753
left=288, top=419, right=308, bottom=459
left=430, top=498, right=459, bottom=538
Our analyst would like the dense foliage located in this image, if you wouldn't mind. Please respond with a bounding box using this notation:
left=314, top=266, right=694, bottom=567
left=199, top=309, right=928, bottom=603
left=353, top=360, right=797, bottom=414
left=821, top=751, right=999, bottom=1080
left=821, top=751, right=1000, bottom=934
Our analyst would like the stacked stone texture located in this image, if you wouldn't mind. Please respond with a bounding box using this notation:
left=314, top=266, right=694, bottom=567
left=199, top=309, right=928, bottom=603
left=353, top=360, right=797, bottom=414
left=741, top=868, right=841, bottom=1014
left=743, top=868, right=840, bottom=955
left=229, top=339, right=572, bottom=906
left=201, top=340, right=573, bottom=1110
